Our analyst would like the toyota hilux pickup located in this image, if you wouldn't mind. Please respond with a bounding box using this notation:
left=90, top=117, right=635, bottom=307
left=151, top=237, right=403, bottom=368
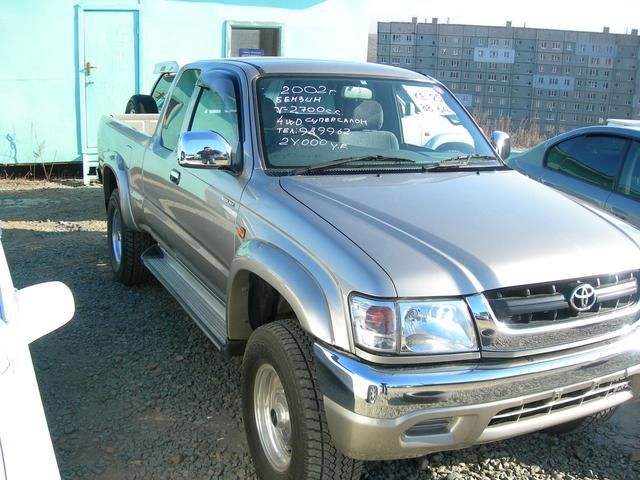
left=97, top=58, right=640, bottom=480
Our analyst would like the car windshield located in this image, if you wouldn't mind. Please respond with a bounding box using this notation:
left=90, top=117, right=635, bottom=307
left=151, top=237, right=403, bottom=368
left=257, top=76, right=497, bottom=172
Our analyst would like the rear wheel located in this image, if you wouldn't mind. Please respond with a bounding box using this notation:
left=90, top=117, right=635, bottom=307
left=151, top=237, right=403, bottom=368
left=125, top=94, right=158, bottom=114
left=242, top=319, right=363, bottom=480
left=107, top=189, right=153, bottom=285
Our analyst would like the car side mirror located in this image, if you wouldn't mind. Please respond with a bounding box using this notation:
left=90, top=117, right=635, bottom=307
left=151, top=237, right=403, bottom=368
left=491, top=131, right=511, bottom=160
left=16, top=281, right=75, bottom=344
left=177, top=130, right=232, bottom=169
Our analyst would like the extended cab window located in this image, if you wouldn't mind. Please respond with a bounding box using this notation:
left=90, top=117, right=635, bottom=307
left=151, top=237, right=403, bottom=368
left=617, top=141, right=640, bottom=199
left=152, top=73, right=176, bottom=112
left=545, top=135, right=628, bottom=190
left=161, top=69, right=200, bottom=150
left=189, top=78, right=240, bottom=153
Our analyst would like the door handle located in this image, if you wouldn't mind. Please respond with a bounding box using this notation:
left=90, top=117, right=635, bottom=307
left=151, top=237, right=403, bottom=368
left=169, top=169, right=181, bottom=185
left=85, top=61, right=97, bottom=76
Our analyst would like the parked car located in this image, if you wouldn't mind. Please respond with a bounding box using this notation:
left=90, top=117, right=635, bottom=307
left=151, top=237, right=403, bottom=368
left=0, top=230, right=75, bottom=480
left=124, top=61, right=183, bottom=114
left=98, top=59, right=640, bottom=480
left=507, top=125, right=640, bottom=227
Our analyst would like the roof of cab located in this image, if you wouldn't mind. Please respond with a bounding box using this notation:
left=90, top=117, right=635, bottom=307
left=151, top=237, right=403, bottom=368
left=183, top=57, right=434, bottom=82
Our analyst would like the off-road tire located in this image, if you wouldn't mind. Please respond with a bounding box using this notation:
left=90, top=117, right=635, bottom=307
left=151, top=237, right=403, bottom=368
left=242, top=319, right=363, bottom=480
left=544, top=407, right=618, bottom=435
left=107, top=188, right=153, bottom=285
left=125, top=94, right=158, bottom=114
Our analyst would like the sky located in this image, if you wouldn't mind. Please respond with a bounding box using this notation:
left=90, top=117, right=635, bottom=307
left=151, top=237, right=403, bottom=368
left=368, top=0, right=640, bottom=35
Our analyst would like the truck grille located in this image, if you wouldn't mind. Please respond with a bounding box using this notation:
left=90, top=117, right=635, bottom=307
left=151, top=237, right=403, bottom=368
left=485, top=271, right=639, bottom=327
left=488, top=377, right=631, bottom=427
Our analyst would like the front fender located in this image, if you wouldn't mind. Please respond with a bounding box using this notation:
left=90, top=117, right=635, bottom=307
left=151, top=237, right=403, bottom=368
left=227, top=240, right=336, bottom=347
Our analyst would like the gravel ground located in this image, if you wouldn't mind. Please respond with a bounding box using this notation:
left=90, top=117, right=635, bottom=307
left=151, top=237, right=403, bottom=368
left=0, top=179, right=639, bottom=480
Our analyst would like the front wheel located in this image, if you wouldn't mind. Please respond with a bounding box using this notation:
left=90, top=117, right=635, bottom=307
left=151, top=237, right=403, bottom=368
left=242, top=320, right=363, bottom=480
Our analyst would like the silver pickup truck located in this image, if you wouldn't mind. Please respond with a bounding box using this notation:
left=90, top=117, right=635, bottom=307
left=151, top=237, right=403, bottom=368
left=98, top=58, right=640, bottom=480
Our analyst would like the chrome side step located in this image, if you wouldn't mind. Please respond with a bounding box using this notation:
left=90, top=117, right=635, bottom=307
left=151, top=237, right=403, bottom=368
left=142, top=245, right=227, bottom=350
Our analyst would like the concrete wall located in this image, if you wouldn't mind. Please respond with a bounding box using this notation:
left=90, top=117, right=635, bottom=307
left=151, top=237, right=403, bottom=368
left=0, top=0, right=368, bottom=166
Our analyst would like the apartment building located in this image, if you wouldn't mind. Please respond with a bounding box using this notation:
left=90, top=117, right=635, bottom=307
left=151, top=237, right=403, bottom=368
left=377, top=19, right=640, bottom=135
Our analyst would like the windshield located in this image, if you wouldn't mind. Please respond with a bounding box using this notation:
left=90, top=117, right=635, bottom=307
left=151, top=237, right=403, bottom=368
left=257, top=76, right=497, bottom=172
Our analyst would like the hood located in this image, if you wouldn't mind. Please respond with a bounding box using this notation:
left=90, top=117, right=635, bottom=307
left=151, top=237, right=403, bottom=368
left=280, top=170, right=640, bottom=297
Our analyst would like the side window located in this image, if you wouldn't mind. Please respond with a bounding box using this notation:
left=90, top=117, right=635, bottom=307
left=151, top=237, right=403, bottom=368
left=151, top=73, right=176, bottom=112
left=161, top=69, right=200, bottom=150
left=545, top=135, right=628, bottom=190
left=617, top=141, right=640, bottom=199
left=189, top=77, right=240, bottom=152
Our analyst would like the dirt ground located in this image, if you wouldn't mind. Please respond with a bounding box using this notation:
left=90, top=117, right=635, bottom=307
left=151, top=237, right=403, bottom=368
left=0, top=179, right=638, bottom=480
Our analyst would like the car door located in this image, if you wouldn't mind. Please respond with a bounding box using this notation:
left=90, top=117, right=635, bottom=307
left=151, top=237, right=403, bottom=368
left=164, top=72, right=245, bottom=300
left=142, top=68, right=201, bottom=252
left=540, top=134, right=629, bottom=209
left=605, top=140, right=640, bottom=227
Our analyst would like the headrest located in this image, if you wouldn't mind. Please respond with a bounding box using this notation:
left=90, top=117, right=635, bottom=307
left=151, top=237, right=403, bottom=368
left=351, top=100, right=384, bottom=130
left=260, top=95, right=277, bottom=129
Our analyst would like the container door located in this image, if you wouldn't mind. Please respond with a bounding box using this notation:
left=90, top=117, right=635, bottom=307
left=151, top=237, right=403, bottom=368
left=82, top=10, right=138, bottom=150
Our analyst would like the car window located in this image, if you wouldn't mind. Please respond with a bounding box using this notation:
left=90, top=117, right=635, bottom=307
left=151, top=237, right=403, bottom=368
left=189, top=78, right=240, bottom=153
left=545, top=135, right=628, bottom=190
left=160, top=69, right=200, bottom=151
left=151, top=73, right=176, bottom=112
left=257, top=76, right=494, bottom=169
left=616, top=141, right=640, bottom=199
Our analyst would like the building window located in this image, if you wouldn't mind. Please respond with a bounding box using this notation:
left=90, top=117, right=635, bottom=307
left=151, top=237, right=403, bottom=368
left=227, top=23, right=282, bottom=57
left=406, top=35, right=412, bottom=41
left=475, top=85, right=482, bottom=92
left=600, top=105, right=606, bottom=113
left=450, top=71, right=459, bottom=79
left=489, top=62, right=497, bottom=70
left=586, top=104, right=595, bottom=111
left=503, top=51, right=510, bottom=59
left=564, top=78, right=571, bottom=86
left=392, top=34, right=401, bottom=41
left=549, top=90, right=558, bottom=97
left=539, top=53, right=546, bottom=61
left=405, top=57, right=411, bottom=64
left=488, top=73, right=497, bottom=81
left=391, top=57, right=400, bottom=64
left=463, top=72, right=470, bottom=79
left=562, top=91, right=569, bottom=97
left=552, top=41, right=561, bottom=49
left=477, top=73, right=483, bottom=80
left=502, top=75, right=508, bottom=82
left=452, top=48, right=459, bottom=56
left=552, top=65, right=559, bottom=73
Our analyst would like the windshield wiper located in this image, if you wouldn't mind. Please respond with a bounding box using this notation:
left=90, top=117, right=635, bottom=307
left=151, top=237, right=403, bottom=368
left=291, top=155, right=416, bottom=175
left=424, top=154, right=499, bottom=171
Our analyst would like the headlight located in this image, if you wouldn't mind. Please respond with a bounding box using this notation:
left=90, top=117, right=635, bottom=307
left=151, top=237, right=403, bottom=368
left=398, top=300, right=477, bottom=354
left=350, top=295, right=478, bottom=355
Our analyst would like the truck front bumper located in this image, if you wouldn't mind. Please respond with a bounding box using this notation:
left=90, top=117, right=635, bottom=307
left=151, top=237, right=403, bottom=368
left=314, top=329, right=640, bottom=461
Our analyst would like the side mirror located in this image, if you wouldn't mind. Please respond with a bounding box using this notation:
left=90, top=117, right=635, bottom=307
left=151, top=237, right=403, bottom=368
left=177, top=130, right=232, bottom=169
left=16, top=281, right=75, bottom=344
left=491, top=131, right=511, bottom=160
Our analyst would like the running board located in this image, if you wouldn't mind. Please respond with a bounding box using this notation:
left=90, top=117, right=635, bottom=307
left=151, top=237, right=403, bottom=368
left=142, top=245, right=227, bottom=350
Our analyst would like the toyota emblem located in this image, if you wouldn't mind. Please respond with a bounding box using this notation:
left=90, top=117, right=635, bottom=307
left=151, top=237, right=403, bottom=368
left=569, top=283, right=597, bottom=312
